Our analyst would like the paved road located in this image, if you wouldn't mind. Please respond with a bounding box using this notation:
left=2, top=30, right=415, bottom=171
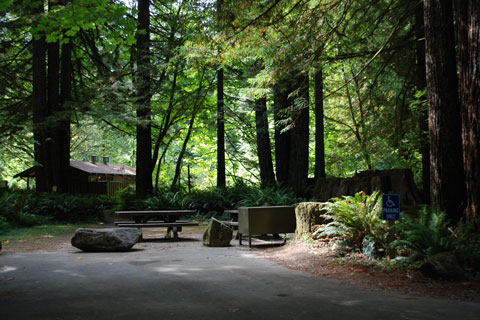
left=1, top=238, right=479, bottom=320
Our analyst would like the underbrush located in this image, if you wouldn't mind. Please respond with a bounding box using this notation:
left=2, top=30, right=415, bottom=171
left=0, top=191, right=103, bottom=234
left=313, top=191, right=389, bottom=258
left=0, top=184, right=301, bottom=233
left=110, top=183, right=300, bottom=217
left=311, top=192, right=480, bottom=280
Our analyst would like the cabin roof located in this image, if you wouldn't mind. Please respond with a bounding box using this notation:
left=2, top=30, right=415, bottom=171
left=70, top=161, right=136, bottom=176
left=14, top=161, right=136, bottom=178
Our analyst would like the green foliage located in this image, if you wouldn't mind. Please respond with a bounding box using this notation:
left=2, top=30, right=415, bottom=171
left=0, top=191, right=103, bottom=233
left=315, top=191, right=389, bottom=257
left=391, top=206, right=451, bottom=263
left=107, top=183, right=300, bottom=217
left=392, top=206, right=480, bottom=277
left=449, top=219, right=480, bottom=277
left=235, top=185, right=300, bottom=207
left=2, top=0, right=427, bottom=192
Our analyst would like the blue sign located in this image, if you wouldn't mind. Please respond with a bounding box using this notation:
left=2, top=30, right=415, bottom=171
left=382, top=194, right=400, bottom=221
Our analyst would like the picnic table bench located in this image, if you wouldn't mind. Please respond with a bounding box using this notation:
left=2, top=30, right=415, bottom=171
left=114, top=210, right=199, bottom=240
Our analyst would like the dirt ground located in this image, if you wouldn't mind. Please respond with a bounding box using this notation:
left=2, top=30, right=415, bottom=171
left=256, top=240, right=480, bottom=303
left=1, top=225, right=479, bottom=303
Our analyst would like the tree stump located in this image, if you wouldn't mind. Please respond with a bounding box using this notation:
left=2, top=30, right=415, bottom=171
left=313, top=169, right=423, bottom=206
left=295, top=202, right=327, bottom=237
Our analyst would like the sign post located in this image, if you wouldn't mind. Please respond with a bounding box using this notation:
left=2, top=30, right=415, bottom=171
left=382, top=194, right=400, bottom=221
left=382, top=194, right=400, bottom=258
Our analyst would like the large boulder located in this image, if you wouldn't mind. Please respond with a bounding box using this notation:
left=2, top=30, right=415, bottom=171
left=203, top=218, right=232, bottom=247
left=420, top=252, right=465, bottom=281
left=71, top=228, right=141, bottom=252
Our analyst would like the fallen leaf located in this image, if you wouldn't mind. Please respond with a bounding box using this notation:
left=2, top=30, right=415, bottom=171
left=228, top=308, right=239, bottom=313
left=77, top=257, right=85, bottom=260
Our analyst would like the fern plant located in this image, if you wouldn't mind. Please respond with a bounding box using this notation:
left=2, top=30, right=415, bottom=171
left=449, top=218, right=480, bottom=277
left=315, top=191, right=389, bottom=256
left=391, top=206, right=451, bottom=262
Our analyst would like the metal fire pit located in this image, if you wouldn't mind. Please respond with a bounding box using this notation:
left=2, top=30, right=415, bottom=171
left=238, top=206, right=296, bottom=247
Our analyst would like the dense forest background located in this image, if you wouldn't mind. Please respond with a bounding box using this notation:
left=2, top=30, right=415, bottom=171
left=1, top=0, right=478, bottom=222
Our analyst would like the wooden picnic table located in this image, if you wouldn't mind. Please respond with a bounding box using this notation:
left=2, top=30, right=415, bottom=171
left=115, top=210, right=199, bottom=240
left=223, top=209, right=238, bottom=221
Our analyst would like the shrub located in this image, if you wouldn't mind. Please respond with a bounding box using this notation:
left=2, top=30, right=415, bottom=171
left=314, top=191, right=389, bottom=257
left=391, top=206, right=451, bottom=263
left=142, top=184, right=301, bottom=216
left=449, top=218, right=480, bottom=278
left=392, top=206, right=480, bottom=277
left=0, top=191, right=103, bottom=232
left=236, top=185, right=300, bottom=207
left=23, top=193, right=102, bottom=222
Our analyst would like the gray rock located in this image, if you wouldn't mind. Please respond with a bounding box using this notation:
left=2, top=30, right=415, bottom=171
left=203, top=218, right=233, bottom=247
left=420, top=252, right=465, bottom=281
left=71, top=228, right=142, bottom=252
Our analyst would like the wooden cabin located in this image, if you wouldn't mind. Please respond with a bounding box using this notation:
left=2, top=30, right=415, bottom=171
left=14, top=156, right=136, bottom=195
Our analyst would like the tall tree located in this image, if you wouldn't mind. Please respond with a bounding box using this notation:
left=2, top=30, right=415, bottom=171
left=217, top=68, right=226, bottom=188
left=57, top=37, right=72, bottom=192
left=314, top=67, right=326, bottom=179
left=135, top=0, right=153, bottom=196
left=274, top=71, right=309, bottom=194
left=47, top=0, right=71, bottom=193
left=288, top=73, right=309, bottom=194
left=254, top=95, right=275, bottom=187
left=456, top=0, right=480, bottom=221
left=273, top=77, right=291, bottom=186
left=415, top=2, right=429, bottom=203
left=32, top=0, right=49, bottom=192
left=424, top=0, right=466, bottom=220
left=216, top=0, right=226, bottom=188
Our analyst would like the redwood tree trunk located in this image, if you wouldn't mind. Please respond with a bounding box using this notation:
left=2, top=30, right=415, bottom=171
left=415, top=2, right=430, bottom=203
left=273, top=78, right=291, bottom=185
left=314, top=68, right=326, bottom=179
left=274, top=72, right=309, bottom=195
left=32, top=0, right=48, bottom=192
left=47, top=0, right=61, bottom=192
left=57, top=40, right=72, bottom=193
left=255, top=95, right=275, bottom=187
left=424, top=0, right=466, bottom=221
left=135, top=0, right=153, bottom=196
left=288, top=73, right=309, bottom=195
left=217, top=68, right=226, bottom=188
left=456, top=0, right=480, bottom=221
